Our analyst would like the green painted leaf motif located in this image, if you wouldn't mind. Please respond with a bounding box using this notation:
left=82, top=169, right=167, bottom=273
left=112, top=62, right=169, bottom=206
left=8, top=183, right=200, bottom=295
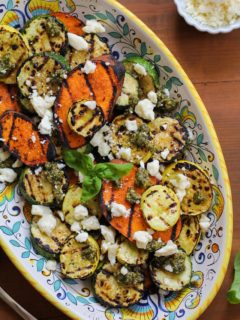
left=88, top=297, right=98, bottom=303
left=123, top=23, right=129, bottom=36
left=10, top=240, right=20, bottom=247
left=76, top=296, right=89, bottom=304
left=198, top=148, right=207, bottom=162
left=54, top=280, right=62, bottom=291
left=106, top=10, right=116, bottom=23
left=7, top=0, right=13, bottom=10
left=24, top=237, right=31, bottom=250
left=171, top=77, right=183, bottom=86
left=154, top=55, right=161, bottom=63
left=212, top=164, right=219, bottom=181
left=162, top=65, right=173, bottom=73
left=21, top=251, right=30, bottom=259
left=37, top=258, right=45, bottom=272
left=125, top=52, right=139, bottom=59
left=0, top=226, right=13, bottom=236
left=95, top=12, right=107, bottom=20
left=12, top=221, right=21, bottom=234
left=140, top=42, right=147, bottom=56
left=63, top=278, right=78, bottom=285
left=67, top=292, right=77, bottom=305
left=84, top=14, right=96, bottom=20
left=165, top=78, right=173, bottom=91
left=176, top=106, right=197, bottom=126
left=108, top=32, right=122, bottom=39
left=197, top=133, right=204, bottom=146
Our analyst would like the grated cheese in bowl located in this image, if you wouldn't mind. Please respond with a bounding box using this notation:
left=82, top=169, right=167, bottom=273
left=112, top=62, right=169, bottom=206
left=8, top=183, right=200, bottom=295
left=185, top=0, right=240, bottom=28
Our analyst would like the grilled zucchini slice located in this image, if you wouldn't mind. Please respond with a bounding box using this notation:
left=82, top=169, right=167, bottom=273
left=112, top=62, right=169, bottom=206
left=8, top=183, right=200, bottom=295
left=150, top=254, right=192, bottom=291
left=162, top=160, right=213, bottom=215
left=31, top=216, right=71, bottom=260
left=21, top=15, right=67, bottom=55
left=66, top=34, right=110, bottom=69
left=17, top=53, right=67, bottom=114
left=60, top=235, right=100, bottom=279
left=110, top=114, right=152, bottom=164
left=116, top=73, right=139, bottom=107
left=93, top=262, right=144, bottom=307
left=67, top=100, right=104, bottom=138
left=117, top=239, right=149, bottom=266
left=19, top=164, right=68, bottom=207
left=148, top=117, right=188, bottom=163
left=0, top=25, right=29, bottom=84
left=141, top=185, right=180, bottom=232
left=176, top=216, right=201, bottom=255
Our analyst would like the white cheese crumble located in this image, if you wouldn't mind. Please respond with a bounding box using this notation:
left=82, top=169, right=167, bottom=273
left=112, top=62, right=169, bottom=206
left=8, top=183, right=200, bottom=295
left=163, top=88, right=170, bottom=97
left=170, top=173, right=191, bottom=202
left=0, top=168, right=17, bottom=183
left=110, top=202, right=130, bottom=218
left=147, top=91, right=158, bottom=104
left=133, top=63, right=147, bottom=76
left=78, top=171, right=84, bottom=183
left=0, top=148, right=10, bottom=162
left=125, top=119, right=138, bottom=132
left=45, top=260, right=57, bottom=272
left=116, top=93, right=129, bottom=106
left=37, top=213, right=57, bottom=237
left=83, top=100, right=96, bottom=110
left=199, top=214, right=211, bottom=233
left=120, top=266, right=129, bottom=275
left=81, top=60, right=96, bottom=74
left=90, top=125, right=112, bottom=158
left=68, top=32, right=89, bottom=51
left=107, top=243, right=118, bottom=265
left=75, top=231, right=89, bottom=243
left=73, top=204, right=89, bottom=220
left=57, top=210, right=65, bottom=222
left=146, top=160, right=162, bottom=180
left=100, top=225, right=115, bottom=244
left=12, top=159, right=23, bottom=169
left=135, top=99, right=155, bottom=121
left=155, top=240, right=178, bottom=257
left=164, top=264, right=174, bottom=273
left=98, top=142, right=111, bottom=157
left=30, top=90, right=56, bottom=117
left=133, top=231, right=153, bottom=249
left=83, top=19, right=106, bottom=33
left=81, top=216, right=100, bottom=231
left=71, top=221, right=82, bottom=233
left=38, top=110, right=53, bottom=136
left=116, top=147, right=131, bottom=161
left=34, top=167, right=42, bottom=175
left=160, top=148, right=170, bottom=160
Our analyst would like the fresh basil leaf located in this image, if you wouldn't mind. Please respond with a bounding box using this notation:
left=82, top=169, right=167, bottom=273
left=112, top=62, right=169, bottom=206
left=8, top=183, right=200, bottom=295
left=63, top=149, right=94, bottom=175
left=81, top=176, right=102, bottom=202
left=94, top=162, right=133, bottom=180
left=227, top=252, right=240, bottom=304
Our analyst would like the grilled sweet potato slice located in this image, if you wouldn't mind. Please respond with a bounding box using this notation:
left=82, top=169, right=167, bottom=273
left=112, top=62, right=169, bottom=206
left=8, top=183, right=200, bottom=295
left=0, top=111, right=55, bottom=166
left=0, top=84, right=21, bottom=116
left=51, top=12, right=85, bottom=36
left=100, top=160, right=182, bottom=242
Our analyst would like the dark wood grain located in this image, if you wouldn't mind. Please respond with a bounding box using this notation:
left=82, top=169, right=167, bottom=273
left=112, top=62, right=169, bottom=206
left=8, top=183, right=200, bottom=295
left=1, top=1, right=239, bottom=319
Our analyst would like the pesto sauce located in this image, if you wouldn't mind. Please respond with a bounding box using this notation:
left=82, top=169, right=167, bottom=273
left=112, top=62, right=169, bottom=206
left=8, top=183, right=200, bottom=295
left=156, top=89, right=179, bottom=112
left=126, top=187, right=141, bottom=204
left=154, top=251, right=186, bottom=274
left=0, top=54, right=14, bottom=77
left=116, top=270, right=144, bottom=286
left=130, top=124, right=152, bottom=149
left=135, top=168, right=151, bottom=189
left=46, top=19, right=61, bottom=37
left=44, top=163, right=65, bottom=205
left=146, top=240, right=164, bottom=252
left=82, top=245, right=96, bottom=262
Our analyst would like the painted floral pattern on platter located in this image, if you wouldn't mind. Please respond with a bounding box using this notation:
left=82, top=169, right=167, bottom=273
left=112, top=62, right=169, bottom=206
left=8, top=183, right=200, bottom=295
left=0, top=1, right=225, bottom=320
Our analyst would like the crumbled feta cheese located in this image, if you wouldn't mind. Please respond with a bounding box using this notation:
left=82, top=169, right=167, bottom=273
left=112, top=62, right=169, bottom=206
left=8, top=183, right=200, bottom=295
left=101, top=240, right=110, bottom=254
left=107, top=243, right=118, bottom=265
left=125, top=119, right=138, bottom=132
left=38, top=110, right=53, bottom=136
left=83, top=100, right=96, bottom=110
left=133, top=231, right=153, bottom=249
left=34, top=167, right=42, bottom=175
left=46, top=260, right=57, bottom=271
left=135, top=99, right=155, bottom=121
left=116, top=93, right=129, bottom=106
left=88, top=153, right=95, bottom=161
left=71, top=221, right=82, bottom=233
left=57, top=163, right=65, bottom=169
left=73, top=204, right=88, bottom=220
left=147, top=91, right=158, bottom=104
left=146, top=160, right=162, bottom=180
left=133, top=63, right=147, bottom=76
left=100, top=225, right=115, bottom=244
left=75, top=231, right=89, bottom=243
left=117, top=147, right=131, bottom=161
left=199, top=214, right=211, bottom=233
left=25, top=79, right=31, bottom=87
left=0, top=148, right=10, bottom=162
left=163, top=88, right=170, bottom=97
left=57, top=210, right=65, bottom=222
left=31, top=205, right=52, bottom=217
left=81, top=60, right=96, bottom=74
left=140, top=161, right=145, bottom=169
left=155, top=240, right=178, bottom=257
left=98, top=142, right=111, bottom=157
left=81, top=216, right=100, bottom=231
left=68, top=32, right=89, bottom=51
left=164, top=264, right=173, bottom=273
left=0, top=168, right=17, bottom=183
left=78, top=171, right=84, bottom=183
left=170, top=173, right=191, bottom=202
left=12, top=159, right=23, bottom=169
left=37, top=213, right=57, bottom=236
left=30, top=90, right=56, bottom=117
left=83, top=19, right=106, bottom=33
left=120, top=266, right=129, bottom=275
left=160, top=148, right=170, bottom=160
left=90, top=125, right=112, bottom=157
left=111, top=202, right=130, bottom=218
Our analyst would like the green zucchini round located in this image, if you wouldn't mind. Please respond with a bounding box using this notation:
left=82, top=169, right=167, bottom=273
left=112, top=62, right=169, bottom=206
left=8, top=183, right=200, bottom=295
left=117, top=239, right=149, bottom=266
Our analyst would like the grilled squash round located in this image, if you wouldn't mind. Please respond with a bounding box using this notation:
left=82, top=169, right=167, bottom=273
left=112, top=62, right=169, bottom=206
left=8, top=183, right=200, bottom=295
left=141, top=185, right=180, bottom=231
left=148, top=117, right=188, bottom=163
left=162, top=160, right=213, bottom=215
left=67, top=100, right=104, bottom=138
left=117, top=239, right=149, bottom=266
left=60, top=235, right=100, bottom=279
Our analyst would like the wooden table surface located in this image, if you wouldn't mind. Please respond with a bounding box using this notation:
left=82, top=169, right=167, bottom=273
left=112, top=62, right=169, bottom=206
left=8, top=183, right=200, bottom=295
left=1, top=0, right=240, bottom=319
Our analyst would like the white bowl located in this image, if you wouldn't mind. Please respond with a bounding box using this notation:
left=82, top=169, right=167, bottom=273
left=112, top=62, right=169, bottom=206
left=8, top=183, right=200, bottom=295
left=174, top=0, right=240, bottom=34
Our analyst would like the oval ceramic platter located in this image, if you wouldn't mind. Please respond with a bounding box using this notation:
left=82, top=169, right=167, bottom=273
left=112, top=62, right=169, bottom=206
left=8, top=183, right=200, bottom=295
left=0, top=1, right=233, bottom=320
